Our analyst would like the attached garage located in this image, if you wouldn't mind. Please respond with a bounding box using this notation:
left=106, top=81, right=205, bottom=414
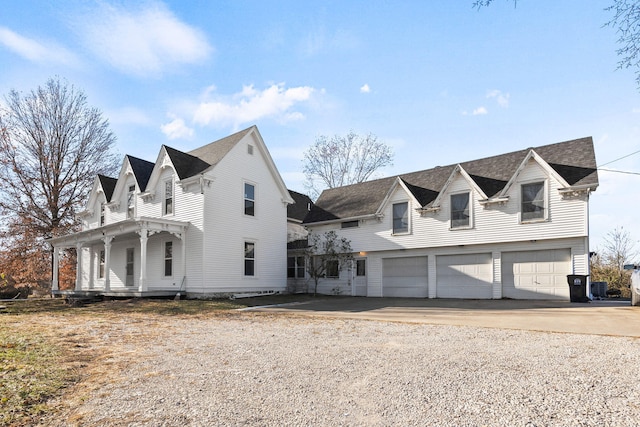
left=502, top=249, right=571, bottom=300
left=436, top=253, right=493, bottom=298
left=382, top=256, right=428, bottom=297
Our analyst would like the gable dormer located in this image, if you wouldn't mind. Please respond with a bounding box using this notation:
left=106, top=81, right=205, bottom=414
left=108, top=155, right=154, bottom=219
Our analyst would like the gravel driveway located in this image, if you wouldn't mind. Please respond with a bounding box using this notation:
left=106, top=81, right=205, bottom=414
left=55, top=312, right=640, bottom=427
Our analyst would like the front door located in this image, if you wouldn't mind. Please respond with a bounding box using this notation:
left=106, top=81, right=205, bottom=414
left=353, top=258, right=367, bottom=296
left=126, top=248, right=134, bottom=286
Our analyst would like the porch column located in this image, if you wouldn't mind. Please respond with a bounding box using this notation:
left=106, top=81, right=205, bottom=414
left=75, top=243, right=83, bottom=291
left=181, top=231, right=187, bottom=289
left=51, top=246, right=60, bottom=292
left=138, top=229, right=148, bottom=292
left=103, top=236, right=112, bottom=291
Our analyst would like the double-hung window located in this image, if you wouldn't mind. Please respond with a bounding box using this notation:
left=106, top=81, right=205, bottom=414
left=521, top=182, right=545, bottom=221
left=392, top=202, right=409, bottom=234
left=164, top=241, right=173, bottom=276
left=100, top=203, right=106, bottom=226
left=98, top=250, right=105, bottom=279
left=451, top=192, right=470, bottom=228
left=244, top=242, right=255, bottom=276
left=287, top=256, right=305, bottom=278
left=244, top=183, right=255, bottom=216
left=325, top=260, right=339, bottom=278
left=127, top=185, right=135, bottom=219
left=164, top=180, right=173, bottom=216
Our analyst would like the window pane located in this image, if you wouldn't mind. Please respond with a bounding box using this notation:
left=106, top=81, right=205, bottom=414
left=393, top=202, right=408, bottom=233
left=244, top=183, right=255, bottom=200
left=326, top=260, right=339, bottom=278
left=451, top=193, right=470, bottom=228
left=244, top=200, right=255, bottom=216
left=356, top=259, right=366, bottom=276
left=245, top=260, right=255, bottom=276
left=296, top=256, right=305, bottom=278
left=164, top=242, right=173, bottom=276
left=522, top=183, right=545, bottom=221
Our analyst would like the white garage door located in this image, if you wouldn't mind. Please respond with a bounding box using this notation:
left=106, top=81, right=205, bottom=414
left=382, top=257, right=428, bottom=298
left=436, top=253, right=493, bottom=299
left=502, top=249, right=571, bottom=300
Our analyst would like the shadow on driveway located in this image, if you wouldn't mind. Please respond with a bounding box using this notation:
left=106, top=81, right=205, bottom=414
left=244, top=296, right=640, bottom=338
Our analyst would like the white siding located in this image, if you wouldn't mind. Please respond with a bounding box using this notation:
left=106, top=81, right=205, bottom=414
left=199, top=133, right=288, bottom=294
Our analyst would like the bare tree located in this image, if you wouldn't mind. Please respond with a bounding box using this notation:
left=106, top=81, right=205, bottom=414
left=0, top=77, right=119, bottom=291
left=591, top=226, right=638, bottom=297
left=303, top=131, right=393, bottom=199
left=303, top=230, right=353, bottom=296
left=474, top=1, right=640, bottom=88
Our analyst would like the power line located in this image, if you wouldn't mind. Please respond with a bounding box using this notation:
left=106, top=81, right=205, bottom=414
left=598, top=167, right=640, bottom=176
left=599, top=149, right=640, bottom=167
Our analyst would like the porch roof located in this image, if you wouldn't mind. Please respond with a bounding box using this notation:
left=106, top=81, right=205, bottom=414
left=48, top=217, right=189, bottom=248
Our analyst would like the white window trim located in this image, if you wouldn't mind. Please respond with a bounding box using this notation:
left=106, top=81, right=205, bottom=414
left=243, top=181, right=257, bottom=217
left=450, top=191, right=473, bottom=230
left=391, top=200, right=411, bottom=235
left=244, top=240, right=257, bottom=278
left=163, top=240, right=174, bottom=278
left=163, top=178, right=174, bottom=217
left=127, top=183, right=136, bottom=219
left=519, top=179, right=549, bottom=224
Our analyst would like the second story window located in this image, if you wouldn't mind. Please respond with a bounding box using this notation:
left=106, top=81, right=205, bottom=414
left=127, top=185, right=135, bottom=219
left=244, top=183, right=255, bottom=216
left=164, top=180, right=173, bottom=215
left=451, top=192, right=470, bottom=228
left=392, top=202, right=408, bottom=234
left=521, top=182, right=545, bottom=221
left=100, top=202, right=106, bottom=226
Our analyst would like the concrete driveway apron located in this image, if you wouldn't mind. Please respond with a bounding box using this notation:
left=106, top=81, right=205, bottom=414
left=245, top=297, right=640, bottom=338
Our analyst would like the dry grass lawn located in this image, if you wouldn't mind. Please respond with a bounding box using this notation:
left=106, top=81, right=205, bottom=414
left=0, top=296, right=304, bottom=426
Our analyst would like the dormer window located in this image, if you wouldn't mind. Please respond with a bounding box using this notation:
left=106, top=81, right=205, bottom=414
left=392, top=202, right=409, bottom=234
left=521, top=182, right=545, bottom=221
left=164, top=180, right=173, bottom=216
left=100, top=203, right=106, bottom=226
left=127, top=185, right=135, bottom=219
left=451, top=192, right=470, bottom=228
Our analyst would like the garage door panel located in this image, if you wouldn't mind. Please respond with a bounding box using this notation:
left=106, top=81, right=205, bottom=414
left=436, top=253, right=493, bottom=299
left=383, top=257, right=428, bottom=298
left=502, top=249, right=571, bottom=300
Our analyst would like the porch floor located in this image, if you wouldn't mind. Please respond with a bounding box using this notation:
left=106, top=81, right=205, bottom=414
left=52, top=289, right=182, bottom=298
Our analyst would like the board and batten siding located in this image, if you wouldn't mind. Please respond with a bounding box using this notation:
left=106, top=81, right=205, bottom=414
left=200, top=133, right=288, bottom=295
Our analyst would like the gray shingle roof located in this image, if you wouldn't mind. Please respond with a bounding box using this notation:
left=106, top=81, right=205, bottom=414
left=287, top=190, right=313, bottom=221
left=187, top=127, right=253, bottom=166
left=304, top=136, right=598, bottom=224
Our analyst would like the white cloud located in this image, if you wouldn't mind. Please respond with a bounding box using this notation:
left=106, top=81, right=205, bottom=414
left=161, top=115, right=194, bottom=140
left=0, top=26, right=77, bottom=65
left=486, top=89, right=510, bottom=108
left=107, top=106, right=153, bottom=126
left=193, top=83, right=315, bottom=129
left=77, top=1, right=212, bottom=77
left=360, top=84, right=371, bottom=93
left=472, top=107, right=488, bottom=115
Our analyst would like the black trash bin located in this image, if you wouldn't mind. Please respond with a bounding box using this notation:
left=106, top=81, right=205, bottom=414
left=567, top=274, right=589, bottom=302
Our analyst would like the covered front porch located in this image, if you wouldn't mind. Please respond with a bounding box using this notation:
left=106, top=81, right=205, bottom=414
left=48, top=217, right=189, bottom=297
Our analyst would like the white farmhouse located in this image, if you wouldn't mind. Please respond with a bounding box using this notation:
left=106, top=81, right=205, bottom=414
left=49, top=126, right=294, bottom=298
left=302, top=137, right=599, bottom=300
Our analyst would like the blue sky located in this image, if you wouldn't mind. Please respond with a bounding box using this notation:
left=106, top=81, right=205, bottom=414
left=1, top=0, right=639, bottom=254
